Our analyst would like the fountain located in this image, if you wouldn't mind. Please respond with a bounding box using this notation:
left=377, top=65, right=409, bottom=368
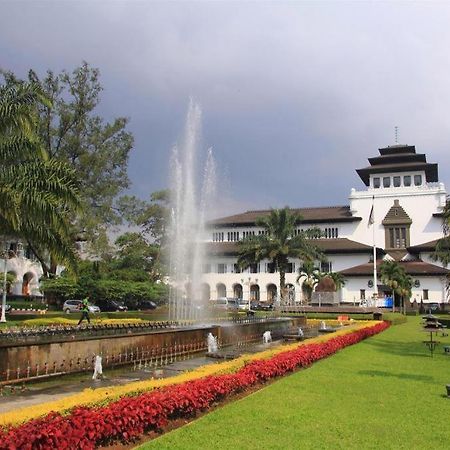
left=207, top=332, right=218, bottom=353
left=262, top=331, right=272, bottom=344
left=167, top=99, right=217, bottom=322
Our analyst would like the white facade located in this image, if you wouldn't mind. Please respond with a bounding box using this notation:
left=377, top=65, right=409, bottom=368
left=202, top=144, right=449, bottom=305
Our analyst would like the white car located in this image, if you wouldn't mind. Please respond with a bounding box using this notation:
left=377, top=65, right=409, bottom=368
left=63, top=300, right=100, bottom=314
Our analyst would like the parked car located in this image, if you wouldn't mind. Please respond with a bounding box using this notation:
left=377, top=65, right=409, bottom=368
left=94, top=299, right=128, bottom=312
left=63, top=299, right=100, bottom=314
left=214, top=297, right=239, bottom=310
left=255, top=302, right=274, bottom=311
left=138, top=300, right=157, bottom=310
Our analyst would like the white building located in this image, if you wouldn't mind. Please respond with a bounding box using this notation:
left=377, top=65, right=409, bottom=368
left=0, top=241, right=43, bottom=297
left=201, top=144, right=449, bottom=306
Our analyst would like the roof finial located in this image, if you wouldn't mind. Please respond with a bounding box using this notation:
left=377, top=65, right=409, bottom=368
left=394, top=126, right=399, bottom=144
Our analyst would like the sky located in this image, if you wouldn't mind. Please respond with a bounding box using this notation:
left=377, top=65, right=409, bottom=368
left=2, top=0, right=450, bottom=217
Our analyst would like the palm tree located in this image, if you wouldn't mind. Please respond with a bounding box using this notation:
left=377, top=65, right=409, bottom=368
left=296, top=260, right=320, bottom=303
left=434, top=198, right=450, bottom=266
left=397, top=274, right=412, bottom=315
left=0, top=81, right=80, bottom=273
left=379, top=260, right=407, bottom=313
left=237, top=208, right=324, bottom=304
left=326, top=271, right=346, bottom=291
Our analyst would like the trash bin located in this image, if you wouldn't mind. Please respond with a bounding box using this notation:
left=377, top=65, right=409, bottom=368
left=373, top=312, right=383, bottom=321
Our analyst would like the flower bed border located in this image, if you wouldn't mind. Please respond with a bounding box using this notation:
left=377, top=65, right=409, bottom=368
left=0, top=321, right=389, bottom=449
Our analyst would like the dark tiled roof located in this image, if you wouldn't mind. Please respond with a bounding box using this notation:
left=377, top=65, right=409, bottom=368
left=382, top=200, right=412, bottom=225
left=208, top=206, right=361, bottom=227
left=339, top=260, right=449, bottom=276
left=408, top=239, right=440, bottom=253
left=356, top=144, right=439, bottom=186
left=205, top=238, right=381, bottom=256
left=356, top=162, right=438, bottom=186
left=378, top=145, right=416, bottom=156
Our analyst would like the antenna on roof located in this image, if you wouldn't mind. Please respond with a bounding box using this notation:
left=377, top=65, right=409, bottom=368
left=394, top=126, right=399, bottom=144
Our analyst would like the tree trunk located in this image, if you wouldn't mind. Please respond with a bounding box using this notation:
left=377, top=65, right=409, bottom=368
left=26, top=241, right=51, bottom=277
left=279, top=270, right=286, bottom=305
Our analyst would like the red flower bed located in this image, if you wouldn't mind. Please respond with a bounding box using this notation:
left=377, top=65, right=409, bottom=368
left=0, top=321, right=389, bottom=449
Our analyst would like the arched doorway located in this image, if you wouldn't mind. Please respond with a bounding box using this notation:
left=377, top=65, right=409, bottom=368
left=250, top=284, right=260, bottom=302
left=22, top=272, right=34, bottom=296
left=233, top=283, right=243, bottom=299
left=201, top=283, right=210, bottom=302
left=216, top=283, right=226, bottom=298
left=266, top=284, right=277, bottom=302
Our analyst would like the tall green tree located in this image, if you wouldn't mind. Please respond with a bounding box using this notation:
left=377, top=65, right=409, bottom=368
left=379, top=260, right=410, bottom=313
left=113, top=232, right=162, bottom=281
left=117, top=189, right=171, bottom=278
left=0, top=81, right=80, bottom=272
left=237, top=208, right=324, bottom=304
left=296, top=260, right=320, bottom=303
left=3, top=63, right=134, bottom=262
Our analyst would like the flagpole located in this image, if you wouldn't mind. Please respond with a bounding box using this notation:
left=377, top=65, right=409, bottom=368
left=372, top=195, right=378, bottom=304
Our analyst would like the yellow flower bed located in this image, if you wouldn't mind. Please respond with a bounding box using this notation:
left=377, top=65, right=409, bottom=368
left=20, top=317, right=145, bottom=327
left=0, top=320, right=378, bottom=427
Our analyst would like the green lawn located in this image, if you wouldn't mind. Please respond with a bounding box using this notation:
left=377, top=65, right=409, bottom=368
left=139, top=317, right=450, bottom=449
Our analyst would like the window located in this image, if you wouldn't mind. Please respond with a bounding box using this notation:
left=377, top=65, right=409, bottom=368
left=373, top=177, right=380, bottom=188
left=249, top=263, right=259, bottom=273
left=423, top=289, right=429, bottom=300
left=383, top=177, right=391, bottom=188
left=212, top=232, right=224, bottom=242
left=360, top=289, right=366, bottom=300
left=393, top=176, right=401, bottom=187
left=266, top=262, right=276, bottom=273
left=202, top=264, right=211, bottom=273
left=388, top=227, right=408, bottom=248
left=321, top=261, right=332, bottom=273
left=414, top=174, right=422, bottom=186
left=227, top=231, right=239, bottom=242
left=217, top=263, right=227, bottom=274
left=403, top=175, right=411, bottom=187
left=285, top=263, right=294, bottom=273
left=233, top=264, right=241, bottom=274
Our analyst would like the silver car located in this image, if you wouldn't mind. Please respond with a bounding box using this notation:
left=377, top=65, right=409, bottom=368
left=63, top=299, right=100, bottom=314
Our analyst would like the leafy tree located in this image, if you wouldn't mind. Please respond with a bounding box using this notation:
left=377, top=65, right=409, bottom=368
left=327, top=272, right=346, bottom=290
left=117, top=189, right=171, bottom=278
left=237, top=208, right=324, bottom=304
left=112, top=232, right=162, bottom=281
left=296, top=260, right=320, bottom=304
left=3, top=63, right=134, bottom=263
left=0, top=80, right=80, bottom=272
left=379, top=260, right=410, bottom=313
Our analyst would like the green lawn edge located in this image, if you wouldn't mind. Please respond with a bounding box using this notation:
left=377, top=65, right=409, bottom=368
left=137, top=317, right=450, bottom=450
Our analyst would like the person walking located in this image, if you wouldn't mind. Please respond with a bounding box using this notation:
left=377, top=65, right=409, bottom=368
left=77, top=297, right=91, bottom=325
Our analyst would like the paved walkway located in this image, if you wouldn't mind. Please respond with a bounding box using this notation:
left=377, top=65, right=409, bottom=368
left=0, top=340, right=281, bottom=415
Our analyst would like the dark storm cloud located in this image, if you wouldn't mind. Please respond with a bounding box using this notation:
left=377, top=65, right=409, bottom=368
left=2, top=1, right=450, bottom=215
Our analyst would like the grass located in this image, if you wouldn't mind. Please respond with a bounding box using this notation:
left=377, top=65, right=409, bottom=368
left=138, top=317, right=450, bottom=450
left=0, top=310, right=170, bottom=328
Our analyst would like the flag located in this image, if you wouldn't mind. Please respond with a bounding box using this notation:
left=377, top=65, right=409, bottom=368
left=368, top=197, right=374, bottom=226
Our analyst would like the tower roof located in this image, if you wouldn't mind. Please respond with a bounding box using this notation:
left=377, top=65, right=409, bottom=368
left=356, top=144, right=438, bottom=186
